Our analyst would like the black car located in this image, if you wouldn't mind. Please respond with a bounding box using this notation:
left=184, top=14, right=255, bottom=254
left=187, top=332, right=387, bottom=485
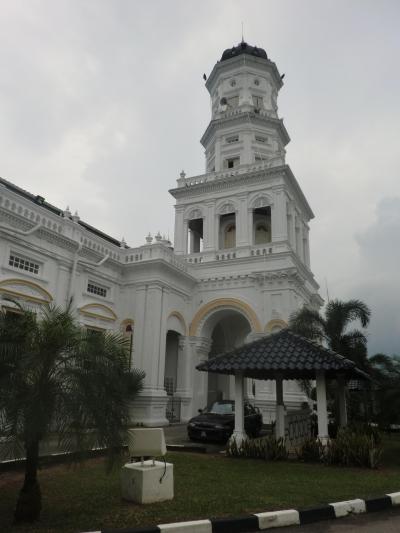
left=187, top=400, right=262, bottom=442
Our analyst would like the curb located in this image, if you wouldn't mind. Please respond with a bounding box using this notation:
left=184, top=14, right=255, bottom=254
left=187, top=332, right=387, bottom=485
left=82, top=491, right=400, bottom=533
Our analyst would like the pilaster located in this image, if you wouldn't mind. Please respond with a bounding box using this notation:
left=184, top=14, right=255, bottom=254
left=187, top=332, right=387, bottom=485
left=203, top=201, right=216, bottom=251
left=271, top=189, right=288, bottom=242
left=236, top=193, right=249, bottom=247
left=173, top=207, right=185, bottom=254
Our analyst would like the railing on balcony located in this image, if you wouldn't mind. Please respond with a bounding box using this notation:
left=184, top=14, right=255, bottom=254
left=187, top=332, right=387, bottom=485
left=176, top=158, right=285, bottom=189
left=124, top=244, right=189, bottom=272
left=183, top=241, right=289, bottom=264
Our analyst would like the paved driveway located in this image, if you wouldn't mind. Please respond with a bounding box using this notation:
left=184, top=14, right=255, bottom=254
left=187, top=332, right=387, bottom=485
left=164, top=423, right=225, bottom=453
left=168, top=425, right=400, bottom=532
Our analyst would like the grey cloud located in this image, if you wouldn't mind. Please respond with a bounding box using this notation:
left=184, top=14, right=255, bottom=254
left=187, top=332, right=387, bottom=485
left=0, top=0, right=399, bottom=349
left=351, top=198, right=400, bottom=355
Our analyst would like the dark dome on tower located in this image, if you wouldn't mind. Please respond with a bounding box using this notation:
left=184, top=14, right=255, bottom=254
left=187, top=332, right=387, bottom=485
left=221, top=41, right=268, bottom=62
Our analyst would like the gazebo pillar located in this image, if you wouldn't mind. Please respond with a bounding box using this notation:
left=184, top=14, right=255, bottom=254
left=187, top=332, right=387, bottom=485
left=337, top=376, right=348, bottom=427
left=275, top=374, right=285, bottom=439
left=316, top=371, right=329, bottom=443
left=230, top=372, right=246, bottom=445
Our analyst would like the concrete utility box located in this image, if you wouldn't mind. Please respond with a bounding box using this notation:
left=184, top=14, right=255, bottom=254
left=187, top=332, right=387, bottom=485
left=122, top=428, right=173, bottom=504
left=121, top=460, right=174, bottom=504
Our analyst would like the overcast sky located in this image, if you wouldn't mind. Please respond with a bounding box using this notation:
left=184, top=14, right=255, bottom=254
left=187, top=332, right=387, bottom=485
left=0, top=0, right=399, bottom=355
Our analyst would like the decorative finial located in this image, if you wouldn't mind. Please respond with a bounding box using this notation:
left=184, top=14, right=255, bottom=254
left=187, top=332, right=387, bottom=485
left=72, top=210, right=80, bottom=223
left=155, top=231, right=162, bottom=242
left=180, top=170, right=186, bottom=179
left=64, top=206, right=72, bottom=218
left=145, top=232, right=153, bottom=244
left=120, top=236, right=127, bottom=248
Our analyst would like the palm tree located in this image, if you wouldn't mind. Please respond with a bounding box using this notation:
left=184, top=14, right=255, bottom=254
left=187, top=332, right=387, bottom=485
left=0, top=302, right=144, bottom=523
left=289, top=299, right=371, bottom=369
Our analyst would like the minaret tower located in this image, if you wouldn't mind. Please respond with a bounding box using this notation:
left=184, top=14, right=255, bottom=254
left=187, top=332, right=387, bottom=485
left=169, top=41, right=321, bottom=416
left=170, top=42, right=320, bottom=314
left=170, top=41, right=317, bottom=276
left=202, top=42, right=287, bottom=173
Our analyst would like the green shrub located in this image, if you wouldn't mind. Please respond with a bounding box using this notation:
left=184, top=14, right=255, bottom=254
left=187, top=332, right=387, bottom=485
left=325, top=427, right=382, bottom=469
left=350, top=422, right=382, bottom=445
left=226, top=436, right=288, bottom=461
left=296, top=437, right=325, bottom=462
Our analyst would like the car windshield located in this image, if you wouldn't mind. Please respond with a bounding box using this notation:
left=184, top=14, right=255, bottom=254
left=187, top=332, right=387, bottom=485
left=207, top=402, right=234, bottom=415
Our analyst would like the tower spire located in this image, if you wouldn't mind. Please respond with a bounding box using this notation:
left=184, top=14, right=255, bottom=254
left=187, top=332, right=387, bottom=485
left=241, top=21, right=244, bottom=43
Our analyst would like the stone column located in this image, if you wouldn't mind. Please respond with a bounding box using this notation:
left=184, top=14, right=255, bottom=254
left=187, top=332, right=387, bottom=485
left=275, top=374, right=285, bottom=439
left=230, top=373, right=246, bottom=445
left=316, top=371, right=329, bottom=443
left=337, top=376, right=348, bottom=428
left=191, top=337, right=212, bottom=415
left=175, top=336, right=193, bottom=422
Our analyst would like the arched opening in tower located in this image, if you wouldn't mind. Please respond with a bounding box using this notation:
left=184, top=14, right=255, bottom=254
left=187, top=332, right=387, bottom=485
left=253, top=206, right=271, bottom=244
left=207, top=311, right=251, bottom=405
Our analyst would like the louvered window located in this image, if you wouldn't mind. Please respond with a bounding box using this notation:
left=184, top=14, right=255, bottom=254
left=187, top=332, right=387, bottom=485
left=9, top=254, right=40, bottom=275
left=87, top=282, right=107, bottom=298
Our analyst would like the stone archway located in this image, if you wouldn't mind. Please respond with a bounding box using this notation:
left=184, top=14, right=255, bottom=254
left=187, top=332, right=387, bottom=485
left=189, top=298, right=262, bottom=414
left=190, top=298, right=262, bottom=337
left=193, top=304, right=255, bottom=406
left=205, top=310, right=252, bottom=405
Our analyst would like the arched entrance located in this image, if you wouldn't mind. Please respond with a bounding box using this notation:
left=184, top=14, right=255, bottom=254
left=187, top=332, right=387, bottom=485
left=189, top=298, right=262, bottom=414
left=202, top=309, right=252, bottom=405
left=163, top=311, right=188, bottom=423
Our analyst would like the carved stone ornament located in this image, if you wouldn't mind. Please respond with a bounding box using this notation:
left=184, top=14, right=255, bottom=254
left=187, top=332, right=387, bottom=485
left=218, top=202, right=236, bottom=215
left=188, top=208, right=202, bottom=220
left=252, top=196, right=271, bottom=209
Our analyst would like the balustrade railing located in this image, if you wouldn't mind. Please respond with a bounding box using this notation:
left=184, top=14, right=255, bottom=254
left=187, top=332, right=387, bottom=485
left=183, top=242, right=289, bottom=264
left=176, top=159, right=284, bottom=189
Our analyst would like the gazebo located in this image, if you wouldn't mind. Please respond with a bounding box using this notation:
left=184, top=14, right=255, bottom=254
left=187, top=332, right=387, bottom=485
left=196, top=329, right=370, bottom=444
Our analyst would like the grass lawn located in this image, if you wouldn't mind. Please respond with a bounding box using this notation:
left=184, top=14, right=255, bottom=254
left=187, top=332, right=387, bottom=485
left=1, top=435, right=400, bottom=533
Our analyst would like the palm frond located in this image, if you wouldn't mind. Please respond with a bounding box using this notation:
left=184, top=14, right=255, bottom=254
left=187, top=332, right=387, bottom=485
left=289, top=306, right=326, bottom=341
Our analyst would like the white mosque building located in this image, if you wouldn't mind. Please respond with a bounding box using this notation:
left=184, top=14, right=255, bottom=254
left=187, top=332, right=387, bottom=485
left=0, top=42, right=322, bottom=427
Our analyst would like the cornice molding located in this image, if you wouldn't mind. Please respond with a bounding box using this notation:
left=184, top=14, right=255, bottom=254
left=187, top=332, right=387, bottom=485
left=170, top=165, right=284, bottom=198
left=200, top=111, right=290, bottom=147
left=206, top=54, right=283, bottom=94
left=169, top=164, right=314, bottom=220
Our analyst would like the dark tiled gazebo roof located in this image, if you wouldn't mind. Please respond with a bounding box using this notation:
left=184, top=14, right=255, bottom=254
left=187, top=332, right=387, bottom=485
left=196, top=329, right=370, bottom=381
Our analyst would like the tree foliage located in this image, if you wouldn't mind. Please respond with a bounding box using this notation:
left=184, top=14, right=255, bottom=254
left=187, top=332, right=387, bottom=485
left=369, top=353, right=400, bottom=428
left=289, top=299, right=371, bottom=369
left=0, top=302, right=144, bottom=523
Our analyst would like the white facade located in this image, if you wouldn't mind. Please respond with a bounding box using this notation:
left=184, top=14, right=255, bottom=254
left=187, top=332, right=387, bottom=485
left=0, top=42, right=322, bottom=426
